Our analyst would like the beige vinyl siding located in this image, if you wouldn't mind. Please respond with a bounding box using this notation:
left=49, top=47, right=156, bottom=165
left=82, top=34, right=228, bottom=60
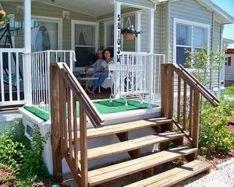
left=154, top=3, right=168, bottom=56
left=140, top=9, right=149, bottom=52
left=1, top=1, right=96, bottom=50
left=169, top=0, right=213, bottom=63
left=212, top=21, right=223, bottom=51
left=140, top=3, right=168, bottom=54
left=210, top=21, right=223, bottom=87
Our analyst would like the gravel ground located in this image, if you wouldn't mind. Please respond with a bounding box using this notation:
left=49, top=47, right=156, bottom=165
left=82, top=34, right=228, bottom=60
left=178, top=158, right=234, bottom=187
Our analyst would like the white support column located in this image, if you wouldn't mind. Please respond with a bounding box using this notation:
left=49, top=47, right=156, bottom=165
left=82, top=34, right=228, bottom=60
left=23, top=0, right=32, bottom=104
left=135, top=11, right=142, bottom=52
left=114, top=1, right=121, bottom=63
left=149, top=8, right=155, bottom=103
left=149, top=8, right=155, bottom=54
left=113, top=1, right=122, bottom=97
left=24, top=0, right=31, bottom=53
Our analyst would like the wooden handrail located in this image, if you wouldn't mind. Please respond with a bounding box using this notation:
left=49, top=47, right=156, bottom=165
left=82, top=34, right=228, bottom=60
left=56, top=62, right=103, bottom=127
left=178, top=64, right=219, bottom=106
left=161, top=63, right=219, bottom=158
left=164, top=64, right=219, bottom=106
left=50, top=62, right=104, bottom=186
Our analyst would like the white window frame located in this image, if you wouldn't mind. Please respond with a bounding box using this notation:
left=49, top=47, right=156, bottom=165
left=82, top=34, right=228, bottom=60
left=173, top=18, right=210, bottom=64
left=71, top=20, right=98, bottom=51
left=104, top=20, right=114, bottom=49
left=32, top=15, right=63, bottom=50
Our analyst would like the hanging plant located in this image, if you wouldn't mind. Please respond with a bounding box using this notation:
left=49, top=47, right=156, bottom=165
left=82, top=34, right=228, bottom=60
left=0, top=9, right=6, bottom=27
left=121, top=17, right=142, bottom=41
left=121, top=26, right=141, bottom=41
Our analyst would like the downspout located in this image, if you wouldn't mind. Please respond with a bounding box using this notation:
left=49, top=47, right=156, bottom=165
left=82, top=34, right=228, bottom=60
left=209, top=12, right=214, bottom=90
left=167, top=1, right=170, bottom=63
left=218, top=24, right=224, bottom=89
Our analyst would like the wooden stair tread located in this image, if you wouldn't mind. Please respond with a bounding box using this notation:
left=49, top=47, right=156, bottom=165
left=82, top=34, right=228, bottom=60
left=88, top=146, right=197, bottom=186
left=74, top=118, right=172, bottom=139
left=86, top=118, right=172, bottom=138
left=83, top=132, right=184, bottom=160
left=125, top=160, right=211, bottom=187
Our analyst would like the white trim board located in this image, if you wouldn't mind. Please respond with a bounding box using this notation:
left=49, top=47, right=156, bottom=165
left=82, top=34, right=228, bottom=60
left=104, top=20, right=114, bottom=49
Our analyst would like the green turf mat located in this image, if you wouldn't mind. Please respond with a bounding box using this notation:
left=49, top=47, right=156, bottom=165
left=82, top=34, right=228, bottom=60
left=24, top=106, right=49, bottom=121
left=92, top=98, right=157, bottom=114
left=24, top=98, right=158, bottom=121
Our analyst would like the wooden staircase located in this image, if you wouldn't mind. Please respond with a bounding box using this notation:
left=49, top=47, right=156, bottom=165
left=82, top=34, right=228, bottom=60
left=50, top=63, right=218, bottom=187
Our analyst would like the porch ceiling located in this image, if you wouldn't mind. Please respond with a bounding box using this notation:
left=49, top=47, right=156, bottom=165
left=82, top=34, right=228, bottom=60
left=35, top=0, right=155, bottom=17
left=39, top=0, right=114, bottom=17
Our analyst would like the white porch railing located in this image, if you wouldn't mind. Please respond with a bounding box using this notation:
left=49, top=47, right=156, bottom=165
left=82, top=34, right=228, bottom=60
left=110, top=52, right=165, bottom=104
left=0, top=48, right=25, bottom=107
left=24, top=50, right=76, bottom=112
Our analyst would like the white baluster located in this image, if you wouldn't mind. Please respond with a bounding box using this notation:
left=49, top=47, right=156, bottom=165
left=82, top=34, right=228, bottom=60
left=0, top=52, right=4, bottom=102
left=8, top=52, right=12, bottom=101
left=16, top=52, right=20, bottom=101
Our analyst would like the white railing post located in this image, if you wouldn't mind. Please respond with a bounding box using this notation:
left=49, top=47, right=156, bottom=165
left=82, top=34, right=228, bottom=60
left=114, top=1, right=121, bottom=64
left=0, top=52, right=4, bottom=103
left=149, top=8, right=155, bottom=104
left=23, top=0, right=32, bottom=104
left=47, top=51, right=51, bottom=117
left=69, top=52, right=73, bottom=72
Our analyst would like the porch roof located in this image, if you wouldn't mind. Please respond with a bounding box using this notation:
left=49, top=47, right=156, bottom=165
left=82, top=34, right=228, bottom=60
left=32, top=0, right=156, bottom=17
left=156, top=0, right=234, bottom=24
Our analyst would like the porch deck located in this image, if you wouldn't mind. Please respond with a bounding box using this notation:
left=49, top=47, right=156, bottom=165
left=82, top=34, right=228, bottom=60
left=23, top=97, right=160, bottom=123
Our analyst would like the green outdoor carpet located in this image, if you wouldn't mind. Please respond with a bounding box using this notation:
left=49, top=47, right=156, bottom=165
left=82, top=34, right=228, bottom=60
left=24, top=106, right=49, bottom=122
left=24, top=98, right=158, bottom=121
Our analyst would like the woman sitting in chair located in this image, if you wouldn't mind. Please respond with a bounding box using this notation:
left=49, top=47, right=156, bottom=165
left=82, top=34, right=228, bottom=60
left=89, top=48, right=113, bottom=94
left=86, top=49, right=105, bottom=75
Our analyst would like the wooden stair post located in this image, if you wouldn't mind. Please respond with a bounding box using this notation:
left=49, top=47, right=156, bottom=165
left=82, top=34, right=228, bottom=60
left=191, top=89, right=200, bottom=159
left=161, top=64, right=174, bottom=132
left=80, top=105, right=89, bottom=187
left=50, top=64, right=63, bottom=183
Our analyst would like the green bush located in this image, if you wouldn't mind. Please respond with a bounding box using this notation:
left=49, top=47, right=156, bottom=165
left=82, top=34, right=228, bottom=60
left=0, top=121, right=50, bottom=186
left=199, top=99, right=234, bottom=153
left=0, top=133, right=25, bottom=173
left=224, top=86, right=234, bottom=96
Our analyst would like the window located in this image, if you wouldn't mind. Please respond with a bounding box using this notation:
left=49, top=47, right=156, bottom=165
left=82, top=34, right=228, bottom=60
left=174, top=19, right=209, bottom=66
left=31, top=17, right=61, bottom=51
left=73, top=23, right=96, bottom=67
left=225, top=57, right=231, bottom=66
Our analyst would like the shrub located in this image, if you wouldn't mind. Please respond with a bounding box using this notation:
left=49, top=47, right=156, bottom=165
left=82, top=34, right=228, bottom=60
left=224, top=86, right=234, bottom=96
left=199, top=99, right=234, bottom=153
left=19, top=125, right=50, bottom=181
left=0, top=121, right=50, bottom=186
left=0, top=122, right=26, bottom=173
